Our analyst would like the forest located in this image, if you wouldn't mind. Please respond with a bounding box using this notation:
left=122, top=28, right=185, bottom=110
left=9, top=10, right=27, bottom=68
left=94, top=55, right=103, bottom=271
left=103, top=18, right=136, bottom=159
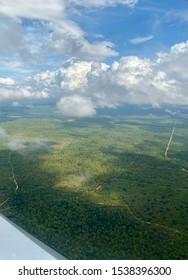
left=0, top=104, right=187, bottom=259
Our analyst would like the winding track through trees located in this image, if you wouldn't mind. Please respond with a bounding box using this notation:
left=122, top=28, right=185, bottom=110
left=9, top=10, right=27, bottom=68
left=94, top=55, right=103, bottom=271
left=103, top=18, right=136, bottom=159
left=95, top=121, right=187, bottom=235
left=96, top=201, right=184, bottom=235
left=0, top=152, right=19, bottom=207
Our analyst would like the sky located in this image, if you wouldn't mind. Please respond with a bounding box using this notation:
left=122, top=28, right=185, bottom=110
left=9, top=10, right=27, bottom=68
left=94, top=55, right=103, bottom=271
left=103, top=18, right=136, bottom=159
left=0, top=0, right=188, bottom=116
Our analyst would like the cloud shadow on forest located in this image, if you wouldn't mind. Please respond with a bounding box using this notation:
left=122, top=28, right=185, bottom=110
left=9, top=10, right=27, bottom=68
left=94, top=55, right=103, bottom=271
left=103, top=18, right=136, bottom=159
left=0, top=147, right=187, bottom=260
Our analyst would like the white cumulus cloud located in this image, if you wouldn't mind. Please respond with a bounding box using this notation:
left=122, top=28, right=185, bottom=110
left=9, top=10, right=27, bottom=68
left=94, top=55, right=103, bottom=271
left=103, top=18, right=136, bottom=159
left=57, top=95, right=96, bottom=116
left=0, top=77, right=15, bottom=86
left=1, top=40, right=188, bottom=113
left=59, top=61, right=92, bottom=91
left=0, top=85, right=49, bottom=101
left=53, top=41, right=188, bottom=109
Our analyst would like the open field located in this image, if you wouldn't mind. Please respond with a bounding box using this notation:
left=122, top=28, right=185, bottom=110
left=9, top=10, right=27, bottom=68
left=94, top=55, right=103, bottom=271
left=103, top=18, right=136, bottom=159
left=0, top=105, right=188, bottom=259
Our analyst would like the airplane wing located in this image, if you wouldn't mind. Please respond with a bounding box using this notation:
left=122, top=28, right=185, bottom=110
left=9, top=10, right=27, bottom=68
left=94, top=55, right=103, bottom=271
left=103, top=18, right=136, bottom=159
left=0, top=213, right=67, bottom=260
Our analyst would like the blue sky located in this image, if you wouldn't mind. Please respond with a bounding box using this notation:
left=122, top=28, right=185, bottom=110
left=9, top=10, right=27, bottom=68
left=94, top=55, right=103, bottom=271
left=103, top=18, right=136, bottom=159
left=0, top=0, right=188, bottom=115
left=70, top=0, right=188, bottom=61
left=1, top=0, right=188, bottom=75
left=73, top=0, right=188, bottom=59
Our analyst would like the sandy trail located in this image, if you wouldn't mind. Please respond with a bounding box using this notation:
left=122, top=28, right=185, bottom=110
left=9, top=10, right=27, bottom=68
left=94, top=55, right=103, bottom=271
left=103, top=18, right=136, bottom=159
left=96, top=201, right=185, bottom=235
left=165, top=125, right=176, bottom=158
left=0, top=152, right=19, bottom=207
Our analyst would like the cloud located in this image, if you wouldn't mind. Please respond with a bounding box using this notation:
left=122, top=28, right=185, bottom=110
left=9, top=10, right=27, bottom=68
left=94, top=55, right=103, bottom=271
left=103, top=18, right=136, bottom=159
left=0, top=128, right=7, bottom=138
left=28, top=59, right=109, bottom=92
left=129, top=35, right=154, bottom=45
left=0, top=85, right=49, bottom=101
left=1, top=40, right=188, bottom=112
left=0, top=0, right=138, bottom=21
left=46, top=20, right=118, bottom=59
left=0, top=0, right=64, bottom=21
left=0, top=78, right=15, bottom=86
left=0, top=0, right=127, bottom=61
left=54, top=41, right=188, bottom=110
left=0, top=17, right=46, bottom=66
left=69, top=0, right=139, bottom=8
left=156, top=41, right=188, bottom=84
left=165, top=109, right=177, bottom=115
left=6, top=137, right=50, bottom=154
left=165, top=10, right=188, bottom=23
left=7, top=138, right=25, bottom=151
left=12, top=101, right=19, bottom=107
left=59, top=60, right=92, bottom=91
left=57, top=95, right=96, bottom=116
left=0, top=19, right=23, bottom=51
